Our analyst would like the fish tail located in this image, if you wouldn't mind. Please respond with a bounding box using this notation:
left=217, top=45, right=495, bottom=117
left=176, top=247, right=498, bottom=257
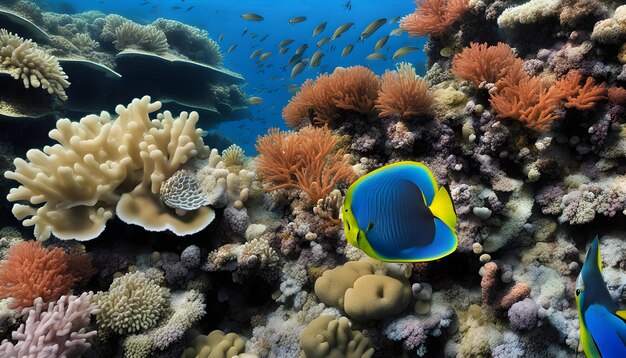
left=429, top=186, right=456, bottom=230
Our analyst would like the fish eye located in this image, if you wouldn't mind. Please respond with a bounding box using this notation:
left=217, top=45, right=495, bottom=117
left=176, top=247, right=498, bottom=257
left=345, top=209, right=348, bottom=212
left=575, top=288, right=581, bottom=296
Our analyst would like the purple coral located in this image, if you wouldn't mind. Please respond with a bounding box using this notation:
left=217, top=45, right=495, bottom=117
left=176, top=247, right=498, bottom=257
left=0, top=293, right=99, bottom=356
left=508, top=298, right=539, bottom=331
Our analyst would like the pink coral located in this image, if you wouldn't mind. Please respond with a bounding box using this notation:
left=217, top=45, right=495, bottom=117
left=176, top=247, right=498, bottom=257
left=0, top=293, right=99, bottom=356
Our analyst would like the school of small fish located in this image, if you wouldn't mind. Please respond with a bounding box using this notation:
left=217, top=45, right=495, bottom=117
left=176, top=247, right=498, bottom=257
left=232, top=7, right=422, bottom=107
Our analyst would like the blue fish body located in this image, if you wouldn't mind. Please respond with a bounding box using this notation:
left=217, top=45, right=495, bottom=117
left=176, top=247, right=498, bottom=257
left=341, top=161, right=457, bottom=262
left=576, top=237, right=626, bottom=357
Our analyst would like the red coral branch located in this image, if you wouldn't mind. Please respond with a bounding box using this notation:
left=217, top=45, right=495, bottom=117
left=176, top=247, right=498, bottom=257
left=451, top=42, right=525, bottom=86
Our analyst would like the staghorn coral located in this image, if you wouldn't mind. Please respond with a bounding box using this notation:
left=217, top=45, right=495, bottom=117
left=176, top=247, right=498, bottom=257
left=282, top=66, right=380, bottom=127
left=4, top=96, right=213, bottom=240
left=255, top=126, right=356, bottom=204
left=113, top=22, right=169, bottom=54
left=0, top=293, right=99, bottom=357
left=0, top=241, right=81, bottom=309
left=376, top=62, right=433, bottom=119
left=451, top=43, right=524, bottom=87
left=95, top=271, right=169, bottom=335
left=400, top=0, right=468, bottom=37
left=300, top=315, right=374, bottom=358
left=0, top=29, right=70, bottom=100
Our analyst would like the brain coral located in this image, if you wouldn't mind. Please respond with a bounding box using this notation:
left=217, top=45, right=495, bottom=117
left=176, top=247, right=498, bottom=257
left=0, top=29, right=70, bottom=100
left=4, top=96, right=214, bottom=240
left=314, top=260, right=412, bottom=321
left=95, top=271, right=169, bottom=335
left=300, top=315, right=374, bottom=358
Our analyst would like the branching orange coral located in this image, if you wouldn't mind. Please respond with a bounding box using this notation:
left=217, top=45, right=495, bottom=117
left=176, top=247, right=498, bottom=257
left=490, top=70, right=606, bottom=131
left=451, top=42, right=524, bottom=86
left=255, top=126, right=356, bottom=204
left=376, top=62, right=433, bottom=119
left=400, top=0, right=468, bottom=37
left=490, top=74, right=566, bottom=131
left=282, top=66, right=380, bottom=128
left=558, top=71, right=606, bottom=110
left=0, top=241, right=82, bottom=309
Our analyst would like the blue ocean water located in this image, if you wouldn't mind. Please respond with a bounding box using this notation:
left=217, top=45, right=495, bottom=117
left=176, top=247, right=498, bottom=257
left=41, top=0, right=427, bottom=153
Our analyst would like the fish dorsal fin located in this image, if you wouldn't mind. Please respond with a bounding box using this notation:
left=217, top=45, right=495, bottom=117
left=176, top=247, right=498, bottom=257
left=597, top=244, right=603, bottom=273
left=617, top=310, right=626, bottom=320
left=429, top=186, right=456, bottom=230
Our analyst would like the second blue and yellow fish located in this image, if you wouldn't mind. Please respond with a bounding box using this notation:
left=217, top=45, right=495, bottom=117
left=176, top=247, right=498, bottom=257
left=341, top=161, right=458, bottom=262
left=576, top=237, right=626, bottom=358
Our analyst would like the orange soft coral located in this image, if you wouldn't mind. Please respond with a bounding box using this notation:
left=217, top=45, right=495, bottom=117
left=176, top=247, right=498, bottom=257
left=490, top=70, right=606, bottom=131
left=489, top=74, right=566, bottom=132
left=255, top=126, right=356, bottom=204
left=451, top=42, right=525, bottom=86
left=0, top=241, right=81, bottom=309
left=400, top=0, right=468, bottom=37
left=282, top=66, right=380, bottom=128
left=558, top=71, right=606, bottom=110
left=376, top=63, right=433, bottom=119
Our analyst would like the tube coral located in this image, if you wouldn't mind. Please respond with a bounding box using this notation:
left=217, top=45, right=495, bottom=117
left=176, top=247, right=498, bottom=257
left=376, top=62, right=433, bottom=119
left=255, top=126, right=356, bottom=204
left=400, top=0, right=468, bottom=37
left=282, top=66, right=380, bottom=127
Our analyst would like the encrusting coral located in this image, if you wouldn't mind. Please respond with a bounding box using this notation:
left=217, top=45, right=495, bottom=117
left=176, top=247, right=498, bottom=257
left=0, top=28, right=70, bottom=100
left=4, top=96, right=214, bottom=240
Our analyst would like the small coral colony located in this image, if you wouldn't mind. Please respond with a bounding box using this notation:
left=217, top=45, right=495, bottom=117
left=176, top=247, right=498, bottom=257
left=0, top=0, right=625, bottom=357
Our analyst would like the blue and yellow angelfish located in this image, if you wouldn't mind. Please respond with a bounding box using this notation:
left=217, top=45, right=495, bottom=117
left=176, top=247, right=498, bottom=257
left=340, top=161, right=457, bottom=262
left=576, top=237, right=626, bottom=358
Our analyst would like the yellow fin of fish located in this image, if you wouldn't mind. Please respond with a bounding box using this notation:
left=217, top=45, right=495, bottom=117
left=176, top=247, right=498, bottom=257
left=617, top=310, right=626, bottom=319
left=429, top=186, right=456, bottom=230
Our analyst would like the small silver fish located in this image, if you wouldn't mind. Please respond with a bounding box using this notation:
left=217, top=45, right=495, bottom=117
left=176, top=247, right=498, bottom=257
left=228, top=44, right=238, bottom=54
left=389, top=28, right=407, bottom=37
left=291, top=61, right=305, bottom=79
left=279, top=47, right=289, bottom=55
left=331, top=22, right=353, bottom=40
left=374, top=35, right=389, bottom=52
left=287, top=53, right=303, bottom=66
left=241, top=13, right=264, bottom=21
left=218, top=33, right=224, bottom=42
left=295, top=44, right=308, bottom=55
left=341, top=44, right=354, bottom=57
left=250, top=49, right=263, bottom=59
left=248, top=96, right=264, bottom=105
left=312, top=21, right=327, bottom=37
left=310, top=50, right=324, bottom=67
left=392, top=46, right=420, bottom=60
left=288, top=16, right=307, bottom=25
left=359, top=18, right=386, bottom=41
left=366, top=52, right=386, bottom=60
left=279, top=39, right=295, bottom=47
left=258, top=52, right=272, bottom=62
left=316, top=37, right=330, bottom=48
left=389, top=16, right=401, bottom=24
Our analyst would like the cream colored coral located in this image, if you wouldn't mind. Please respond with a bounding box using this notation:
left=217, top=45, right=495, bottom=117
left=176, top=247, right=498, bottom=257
left=344, top=274, right=412, bottom=321
left=591, top=5, right=626, bottom=44
left=314, top=261, right=375, bottom=309
left=497, top=0, right=563, bottom=29
left=71, top=33, right=98, bottom=51
left=182, top=330, right=247, bottom=358
left=0, top=29, right=70, bottom=100
left=4, top=96, right=211, bottom=240
left=95, top=272, right=169, bottom=335
left=114, top=22, right=168, bottom=54
left=221, top=144, right=246, bottom=169
left=300, top=315, right=374, bottom=358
